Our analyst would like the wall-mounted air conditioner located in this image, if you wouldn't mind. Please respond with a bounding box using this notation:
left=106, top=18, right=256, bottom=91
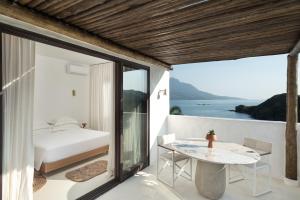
left=66, top=64, right=89, bottom=76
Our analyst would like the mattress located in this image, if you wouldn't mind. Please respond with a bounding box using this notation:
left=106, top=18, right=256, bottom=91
left=33, top=128, right=110, bottom=170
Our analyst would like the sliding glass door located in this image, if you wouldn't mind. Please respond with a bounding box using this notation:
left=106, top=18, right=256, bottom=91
left=121, top=66, right=149, bottom=179
left=0, top=24, right=151, bottom=199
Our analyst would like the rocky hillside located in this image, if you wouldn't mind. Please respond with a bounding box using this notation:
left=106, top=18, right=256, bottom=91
left=170, top=78, right=242, bottom=100
left=235, top=93, right=300, bottom=122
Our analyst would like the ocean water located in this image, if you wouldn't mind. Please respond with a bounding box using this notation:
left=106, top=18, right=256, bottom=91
left=170, top=99, right=263, bottom=120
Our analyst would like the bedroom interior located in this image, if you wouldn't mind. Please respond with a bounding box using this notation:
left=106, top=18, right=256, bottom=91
left=33, top=42, right=116, bottom=200
left=2, top=33, right=116, bottom=200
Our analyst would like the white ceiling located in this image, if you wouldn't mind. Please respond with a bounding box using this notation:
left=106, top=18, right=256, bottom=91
left=36, top=42, right=110, bottom=65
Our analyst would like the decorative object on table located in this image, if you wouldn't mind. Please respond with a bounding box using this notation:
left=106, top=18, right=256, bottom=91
left=81, top=122, right=87, bottom=128
left=206, top=129, right=217, bottom=148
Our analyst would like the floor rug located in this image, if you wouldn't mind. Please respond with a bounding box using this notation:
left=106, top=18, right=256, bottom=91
left=33, top=171, right=47, bottom=192
left=66, top=160, right=108, bottom=182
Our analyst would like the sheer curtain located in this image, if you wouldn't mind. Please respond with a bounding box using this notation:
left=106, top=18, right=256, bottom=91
left=89, top=62, right=115, bottom=176
left=122, top=69, right=148, bottom=171
left=2, top=34, right=35, bottom=200
left=122, top=106, right=146, bottom=170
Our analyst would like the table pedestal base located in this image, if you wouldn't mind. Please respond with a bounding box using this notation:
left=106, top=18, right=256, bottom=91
left=195, top=160, right=226, bottom=200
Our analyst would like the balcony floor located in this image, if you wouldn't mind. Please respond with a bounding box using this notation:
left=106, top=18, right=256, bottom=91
left=100, top=164, right=300, bottom=200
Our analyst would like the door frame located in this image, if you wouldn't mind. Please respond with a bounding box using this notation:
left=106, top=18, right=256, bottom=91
left=118, top=63, right=150, bottom=182
left=0, top=23, right=150, bottom=199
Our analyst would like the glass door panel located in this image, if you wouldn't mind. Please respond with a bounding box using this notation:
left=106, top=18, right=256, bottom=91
left=121, top=66, right=149, bottom=178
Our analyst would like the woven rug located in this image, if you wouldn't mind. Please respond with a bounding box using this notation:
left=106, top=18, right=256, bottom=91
left=66, top=160, right=108, bottom=182
left=33, top=171, right=47, bottom=192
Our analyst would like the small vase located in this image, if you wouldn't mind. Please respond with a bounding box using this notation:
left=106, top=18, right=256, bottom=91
left=206, top=134, right=217, bottom=148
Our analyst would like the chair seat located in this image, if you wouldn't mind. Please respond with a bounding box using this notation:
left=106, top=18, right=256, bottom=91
left=255, top=149, right=271, bottom=156
left=244, top=161, right=270, bottom=169
left=160, top=151, right=190, bottom=162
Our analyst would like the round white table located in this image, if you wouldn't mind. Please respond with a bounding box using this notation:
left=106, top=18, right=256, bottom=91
left=167, top=139, right=260, bottom=200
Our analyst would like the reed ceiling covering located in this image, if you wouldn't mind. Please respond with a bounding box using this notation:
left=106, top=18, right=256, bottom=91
left=12, top=0, right=300, bottom=65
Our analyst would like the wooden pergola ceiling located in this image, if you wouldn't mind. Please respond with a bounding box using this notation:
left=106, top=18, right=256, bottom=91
left=12, top=0, right=300, bottom=65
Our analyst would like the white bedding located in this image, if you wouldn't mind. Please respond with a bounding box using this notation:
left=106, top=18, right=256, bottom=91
left=33, top=128, right=110, bottom=170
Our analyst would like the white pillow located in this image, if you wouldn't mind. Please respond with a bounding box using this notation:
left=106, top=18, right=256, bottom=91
left=54, top=116, right=79, bottom=126
left=52, top=123, right=80, bottom=132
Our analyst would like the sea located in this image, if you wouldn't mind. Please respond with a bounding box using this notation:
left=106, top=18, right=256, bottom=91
left=170, top=99, right=264, bottom=120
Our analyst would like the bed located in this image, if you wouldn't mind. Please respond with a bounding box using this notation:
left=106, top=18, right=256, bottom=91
left=34, top=126, right=110, bottom=174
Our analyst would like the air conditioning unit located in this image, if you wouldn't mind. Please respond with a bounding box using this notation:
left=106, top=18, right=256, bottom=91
left=66, top=64, right=89, bottom=76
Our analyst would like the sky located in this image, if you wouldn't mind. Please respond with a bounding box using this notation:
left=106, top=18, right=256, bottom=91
left=123, top=69, right=147, bottom=92
left=171, top=54, right=294, bottom=100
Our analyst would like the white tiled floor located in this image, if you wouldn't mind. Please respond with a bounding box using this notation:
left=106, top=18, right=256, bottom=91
left=34, top=155, right=113, bottom=200
left=100, top=164, right=300, bottom=200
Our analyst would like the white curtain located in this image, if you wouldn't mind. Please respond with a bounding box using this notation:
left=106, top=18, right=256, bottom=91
left=89, top=62, right=115, bottom=176
left=122, top=69, right=148, bottom=171
left=122, top=112, right=146, bottom=170
left=2, top=34, right=35, bottom=200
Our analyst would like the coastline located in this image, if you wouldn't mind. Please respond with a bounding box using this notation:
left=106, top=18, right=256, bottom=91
left=170, top=99, right=262, bottom=120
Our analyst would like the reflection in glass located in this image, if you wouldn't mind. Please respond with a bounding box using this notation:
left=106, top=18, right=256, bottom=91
left=122, top=67, right=148, bottom=173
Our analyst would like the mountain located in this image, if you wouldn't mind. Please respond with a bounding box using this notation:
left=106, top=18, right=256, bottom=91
left=235, top=93, right=300, bottom=122
left=170, top=78, right=242, bottom=100
left=123, top=90, right=147, bottom=112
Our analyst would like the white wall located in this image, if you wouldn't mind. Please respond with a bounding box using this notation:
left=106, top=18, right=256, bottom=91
left=149, top=66, right=170, bottom=164
left=168, top=115, right=300, bottom=180
left=34, top=55, right=90, bottom=124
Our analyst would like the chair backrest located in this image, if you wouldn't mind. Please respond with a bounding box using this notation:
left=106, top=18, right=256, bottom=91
left=157, top=134, right=176, bottom=146
left=244, top=137, right=272, bottom=154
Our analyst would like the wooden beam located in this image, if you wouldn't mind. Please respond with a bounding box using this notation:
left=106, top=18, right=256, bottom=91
left=289, top=39, right=300, bottom=56
left=11, top=0, right=300, bottom=65
left=0, top=1, right=170, bottom=69
left=285, top=54, right=298, bottom=180
left=101, top=1, right=298, bottom=41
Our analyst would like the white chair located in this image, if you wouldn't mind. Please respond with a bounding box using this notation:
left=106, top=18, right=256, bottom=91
left=157, top=134, right=192, bottom=187
left=229, top=137, right=272, bottom=196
